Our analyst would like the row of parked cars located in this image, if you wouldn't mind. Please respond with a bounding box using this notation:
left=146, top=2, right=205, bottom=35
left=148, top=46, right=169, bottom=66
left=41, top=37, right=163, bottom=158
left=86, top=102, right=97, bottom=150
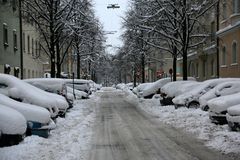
left=0, top=74, right=101, bottom=147
left=132, top=77, right=240, bottom=131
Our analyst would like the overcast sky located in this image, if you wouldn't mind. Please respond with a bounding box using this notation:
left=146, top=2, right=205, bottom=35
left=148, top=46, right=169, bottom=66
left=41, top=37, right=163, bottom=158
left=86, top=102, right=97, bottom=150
left=92, top=0, right=130, bottom=55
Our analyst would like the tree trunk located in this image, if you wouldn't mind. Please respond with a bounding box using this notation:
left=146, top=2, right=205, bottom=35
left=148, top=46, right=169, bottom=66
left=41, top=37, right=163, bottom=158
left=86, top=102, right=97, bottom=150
left=173, top=55, right=177, bottom=81
left=182, top=0, right=188, bottom=80
left=56, top=41, right=61, bottom=78
left=76, top=44, right=81, bottom=79
left=50, top=0, right=55, bottom=78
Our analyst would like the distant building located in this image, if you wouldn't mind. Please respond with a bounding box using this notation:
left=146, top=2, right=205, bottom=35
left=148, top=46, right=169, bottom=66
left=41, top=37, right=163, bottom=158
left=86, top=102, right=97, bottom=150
left=0, top=0, right=21, bottom=77
left=217, top=0, right=240, bottom=77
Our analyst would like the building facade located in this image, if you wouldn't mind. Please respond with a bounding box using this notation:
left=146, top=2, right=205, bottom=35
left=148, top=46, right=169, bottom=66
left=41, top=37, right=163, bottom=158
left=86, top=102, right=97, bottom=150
left=217, top=0, right=240, bottom=77
left=0, top=0, right=21, bottom=77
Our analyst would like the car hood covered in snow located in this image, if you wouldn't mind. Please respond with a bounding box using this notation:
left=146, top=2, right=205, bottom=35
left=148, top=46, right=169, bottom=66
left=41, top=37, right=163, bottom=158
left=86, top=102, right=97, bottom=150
left=0, top=104, right=27, bottom=135
left=0, top=94, right=51, bottom=124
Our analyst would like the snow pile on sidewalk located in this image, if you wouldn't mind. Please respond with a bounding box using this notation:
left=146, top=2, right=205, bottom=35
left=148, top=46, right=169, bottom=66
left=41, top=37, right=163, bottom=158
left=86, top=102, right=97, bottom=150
left=0, top=99, right=96, bottom=160
left=138, top=98, right=240, bottom=154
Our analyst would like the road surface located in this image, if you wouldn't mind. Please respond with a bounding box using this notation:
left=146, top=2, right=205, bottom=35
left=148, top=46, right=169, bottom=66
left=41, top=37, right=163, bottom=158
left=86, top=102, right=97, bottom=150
left=88, top=88, right=235, bottom=160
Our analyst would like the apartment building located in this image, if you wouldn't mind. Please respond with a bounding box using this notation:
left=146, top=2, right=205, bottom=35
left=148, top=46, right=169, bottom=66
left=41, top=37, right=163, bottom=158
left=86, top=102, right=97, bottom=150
left=217, top=0, right=240, bottom=77
left=0, top=0, right=21, bottom=77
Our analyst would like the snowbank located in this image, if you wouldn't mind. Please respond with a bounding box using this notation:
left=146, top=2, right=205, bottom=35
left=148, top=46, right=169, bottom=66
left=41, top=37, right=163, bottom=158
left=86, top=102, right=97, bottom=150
left=0, top=99, right=96, bottom=160
left=138, top=99, right=240, bottom=154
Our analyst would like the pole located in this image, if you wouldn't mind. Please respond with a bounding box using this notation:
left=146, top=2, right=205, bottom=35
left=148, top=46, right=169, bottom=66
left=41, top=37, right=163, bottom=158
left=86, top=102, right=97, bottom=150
left=216, top=1, right=220, bottom=78
left=72, top=72, right=76, bottom=99
left=19, top=0, right=23, bottom=79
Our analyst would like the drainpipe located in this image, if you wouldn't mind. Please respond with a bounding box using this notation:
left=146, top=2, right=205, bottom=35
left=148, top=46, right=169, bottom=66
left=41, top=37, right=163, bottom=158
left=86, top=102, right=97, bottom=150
left=216, top=0, right=220, bottom=78
left=19, top=0, right=23, bottom=79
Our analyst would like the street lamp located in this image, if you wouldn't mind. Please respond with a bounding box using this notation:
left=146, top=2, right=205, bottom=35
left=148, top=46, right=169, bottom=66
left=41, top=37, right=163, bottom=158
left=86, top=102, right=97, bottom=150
left=107, top=4, right=120, bottom=9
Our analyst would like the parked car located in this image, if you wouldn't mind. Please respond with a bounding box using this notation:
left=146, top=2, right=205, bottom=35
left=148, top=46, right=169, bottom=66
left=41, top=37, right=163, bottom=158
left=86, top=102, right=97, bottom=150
left=0, top=74, right=59, bottom=119
left=132, top=83, right=152, bottom=97
left=226, top=104, right=240, bottom=131
left=24, top=78, right=71, bottom=114
left=67, top=86, right=88, bottom=100
left=172, top=78, right=240, bottom=109
left=65, top=79, right=91, bottom=95
left=208, top=92, right=240, bottom=124
left=160, top=81, right=199, bottom=106
left=199, top=81, right=240, bottom=111
left=0, top=94, right=55, bottom=138
left=0, top=104, right=27, bottom=147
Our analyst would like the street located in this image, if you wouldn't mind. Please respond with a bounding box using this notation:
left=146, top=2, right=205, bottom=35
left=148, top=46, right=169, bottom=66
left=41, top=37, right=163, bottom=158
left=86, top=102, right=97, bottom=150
left=88, top=88, right=234, bottom=160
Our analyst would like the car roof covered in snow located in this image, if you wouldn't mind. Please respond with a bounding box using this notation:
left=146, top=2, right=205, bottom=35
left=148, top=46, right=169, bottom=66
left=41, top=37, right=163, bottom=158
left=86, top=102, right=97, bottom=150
left=0, top=74, right=60, bottom=117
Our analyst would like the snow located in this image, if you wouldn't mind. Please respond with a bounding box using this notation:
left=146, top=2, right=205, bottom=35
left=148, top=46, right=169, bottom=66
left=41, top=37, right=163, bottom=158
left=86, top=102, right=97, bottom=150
left=67, top=86, right=88, bottom=99
left=228, top=105, right=240, bottom=116
left=142, top=77, right=196, bottom=98
left=208, top=92, right=240, bottom=114
left=0, top=99, right=96, bottom=160
left=0, top=94, right=51, bottom=124
left=0, top=104, right=27, bottom=135
left=137, top=98, right=240, bottom=155
left=160, top=80, right=199, bottom=98
left=0, top=74, right=59, bottom=118
left=199, top=81, right=240, bottom=109
left=173, top=78, right=240, bottom=106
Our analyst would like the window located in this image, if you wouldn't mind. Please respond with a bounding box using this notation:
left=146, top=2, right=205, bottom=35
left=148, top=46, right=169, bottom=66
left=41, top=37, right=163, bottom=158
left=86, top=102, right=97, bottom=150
left=23, top=33, right=25, bottom=52
left=222, top=46, right=227, bottom=65
left=233, top=0, right=240, bottom=14
left=3, top=24, right=8, bottom=47
left=202, top=60, right=206, bottom=77
left=211, top=59, right=215, bottom=76
left=13, top=30, right=17, bottom=51
left=196, top=63, right=199, bottom=77
left=32, top=38, right=34, bottom=56
left=27, top=35, right=30, bottom=54
left=232, top=41, right=237, bottom=64
left=210, top=21, right=215, bottom=42
left=223, top=0, right=227, bottom=19
left=35, top=40, right=38, bottom=57
left=11, top=0, right=17, bottom=11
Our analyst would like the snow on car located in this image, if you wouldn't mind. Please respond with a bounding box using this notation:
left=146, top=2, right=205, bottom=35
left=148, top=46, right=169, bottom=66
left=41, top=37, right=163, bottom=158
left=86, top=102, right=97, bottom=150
left=132, top=83, right=152, bottom=97
left=208, top=92, right=240, bottom=124
left=160, top=80, right=199, bottom=106
left=0, top=94, right=55, bottom=138
left=199, top=81, right=240, bottom=111
left=65, top=79, right=91, bottom=95
left=142, top=77, right=196, bottom=99
left=226, top=104, right=240, bottom=131
left=67, top=86, right=88, bottom=99
left=0, top=104, right=27, bottom=147
left=172, top=78, right=240, bottom=109
left=0, top=74, right=59, bottom=119
left=24, top=78, right=70, bottom=116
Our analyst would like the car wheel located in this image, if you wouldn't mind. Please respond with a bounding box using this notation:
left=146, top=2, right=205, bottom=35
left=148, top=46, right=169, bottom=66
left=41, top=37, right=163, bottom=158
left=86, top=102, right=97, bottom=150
left=188, top=101, right=199, bottom=109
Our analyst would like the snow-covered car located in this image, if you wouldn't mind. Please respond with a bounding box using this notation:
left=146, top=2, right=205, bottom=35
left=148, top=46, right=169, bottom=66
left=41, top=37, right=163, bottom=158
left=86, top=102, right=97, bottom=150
left=208, top=92, right=240, bottom=124
left=65, top=79, right=91, bottom=95
left=142, top=77, right=196, bottom=99
left=160, top=80, right=199, bottom=106
left=199, top=81, right=240, bottom=111
left=67, top=86, right=88, bottom=100
left=0, top=104, right=27, bottom=147
left=0, top=94, right=56, bottom=138
left=0, top=74, right=59, bottom=119
left=172, top=78, right=240, bottom=109
left=24, top=78, right=71, bottom=115
left=132, top=83, right=152, bottom=97
left=226, top=104, right=240, bottom=131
